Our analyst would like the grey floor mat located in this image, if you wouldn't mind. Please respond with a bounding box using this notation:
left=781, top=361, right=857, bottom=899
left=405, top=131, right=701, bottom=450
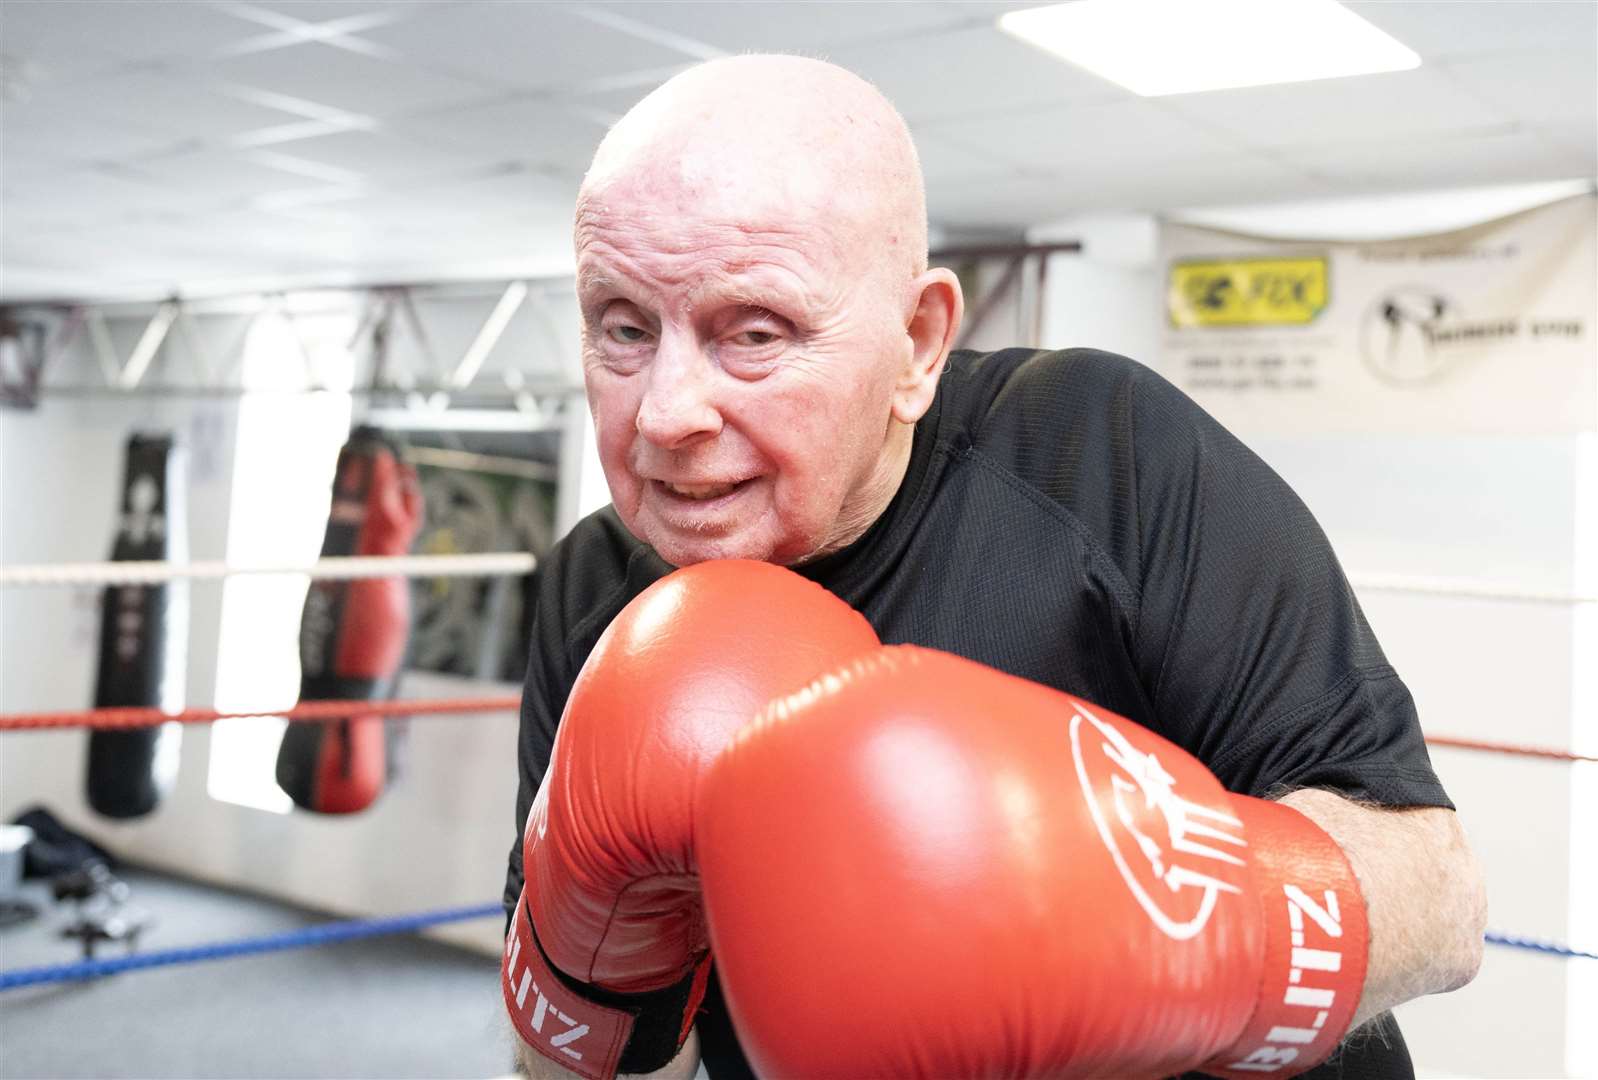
left=0, top=867, right=510, bottom=1079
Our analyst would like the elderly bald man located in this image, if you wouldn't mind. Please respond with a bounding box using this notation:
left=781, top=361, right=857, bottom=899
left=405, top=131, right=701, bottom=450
left=502, top=56, right=1485, bottom=1080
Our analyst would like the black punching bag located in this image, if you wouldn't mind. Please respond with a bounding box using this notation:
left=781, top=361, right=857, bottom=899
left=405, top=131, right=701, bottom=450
left=86, top=433, right=187, bottom=819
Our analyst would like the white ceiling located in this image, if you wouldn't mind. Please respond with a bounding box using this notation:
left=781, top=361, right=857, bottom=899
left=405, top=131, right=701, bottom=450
left=1, top=0, right=1593, bottom=303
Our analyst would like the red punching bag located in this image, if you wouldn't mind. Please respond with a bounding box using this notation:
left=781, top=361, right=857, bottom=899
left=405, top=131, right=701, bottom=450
left=275, top=427, right=422, bottom=813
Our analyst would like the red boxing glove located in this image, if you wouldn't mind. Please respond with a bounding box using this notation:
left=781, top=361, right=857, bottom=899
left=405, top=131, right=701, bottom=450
left=696, top=646, right=1368, bottom=1079
left=503, top=561, right=878, bottom=1080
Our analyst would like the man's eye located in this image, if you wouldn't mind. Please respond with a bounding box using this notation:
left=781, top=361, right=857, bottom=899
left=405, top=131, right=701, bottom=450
left=607, top=325, right=650, bottom=345
left=733, top=330, right=779, bottom=347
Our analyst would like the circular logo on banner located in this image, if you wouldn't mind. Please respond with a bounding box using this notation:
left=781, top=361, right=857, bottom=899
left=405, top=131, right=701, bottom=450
left=1068, top=703, right=1248, bottom=940
left=1360, top=288, right=1456, bottom=386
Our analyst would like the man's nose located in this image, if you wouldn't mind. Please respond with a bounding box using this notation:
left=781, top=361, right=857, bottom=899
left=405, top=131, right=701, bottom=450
left=635, top=334, right=721, bottom=448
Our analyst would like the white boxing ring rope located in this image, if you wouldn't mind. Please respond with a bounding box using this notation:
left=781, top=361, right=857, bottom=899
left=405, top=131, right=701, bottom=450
left=1347, top=573, right=1597, bottom=607
left=1, top=558, right=1592, bottom=609
left=0, top=552, right=538, bottom=588
left=0, top=549, right=1592, bottom=968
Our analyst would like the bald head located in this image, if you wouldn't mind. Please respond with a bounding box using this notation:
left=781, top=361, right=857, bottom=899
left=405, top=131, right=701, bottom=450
left=577, top=55, right=928, bottom=283
left=570, top=55, right=961, bottom=569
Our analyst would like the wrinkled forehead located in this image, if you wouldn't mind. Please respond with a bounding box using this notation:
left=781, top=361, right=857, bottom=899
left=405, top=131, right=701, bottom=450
left=578, top=144, right=866, bottom=248
left=573, top=163, right=873, bottom=298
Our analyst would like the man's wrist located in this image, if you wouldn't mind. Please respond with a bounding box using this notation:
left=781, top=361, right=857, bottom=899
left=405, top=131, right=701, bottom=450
left=1202, top=797, right=1370, bottom=1078
left=503, top=894, right=709, bottom=1080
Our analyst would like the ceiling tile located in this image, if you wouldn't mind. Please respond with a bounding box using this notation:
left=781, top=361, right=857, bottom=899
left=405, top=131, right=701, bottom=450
left=186, top=214, right=375, bottom=263
left=23, top=64, right=308, bottom=145
left=2, top=163, right=201, bottom=230
left=0, top=100, right=179, bottom=174
left=1159, top=67, right=1513, bottom=150
left=583, top=0, right=989, bottom=53
left=353, top=166, right=581, bottom=224
left=1347, top=0, right=1598, bottom=62
left=209, top=41, right=492, bottom=117
left=439, top=165, right=583, bottom=213
left=1089, top=157, right=1336, bottom=213
left=0, top=39, right=125, bottom=86
left=930, top=174, right=1085, bottom=230
left=0, top=261, right=121, bottom=301
left=929, top=154, right=1327, bottom=227
left=935, top=2, right=1046, bottom=17
left=360, top=3, right=700, bottom=94
left=130, top=148, right=340, bottom=204
left=257, top=202, right=366, bottom=229
left=0, top=1, right=266, bottom=65
left=235, top=196, right=574, bottom=280
left=3, top=0, right=1593, bottom=304
left=911, top=129, right=1019, bottom=186
left=241, top=2, right=424, bottom=24
left=396, top=96, right=613, bottom=173
left=250, top=185, right=366, bottom=213
left=253, top=128, right=509, bottom=185
left=827, top=25, right=1129, bottom=123
left=226, top=117, right=375, bottom=151
left=1539, top=121, right=1598, bottom=172
left=1282, top=128, right=1584, bottom=191
left=925, top=99, right=1248, bottom=173
left=1441, top=52, right=1598, bottom=133
left=2, top=229, right=86, bottom=271
left=557, top=73, right=691, bottom=122
left=32, top=220, right=216, bottom=265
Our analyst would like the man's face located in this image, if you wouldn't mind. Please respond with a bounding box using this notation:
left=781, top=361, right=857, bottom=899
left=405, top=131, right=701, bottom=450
left=575, top=196, right=910, bottom=567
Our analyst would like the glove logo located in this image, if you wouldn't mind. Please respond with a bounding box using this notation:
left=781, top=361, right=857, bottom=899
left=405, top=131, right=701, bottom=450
left=1069, top=703, right=1247, bottom=940
left=505, top=925, right=590, bottom=1062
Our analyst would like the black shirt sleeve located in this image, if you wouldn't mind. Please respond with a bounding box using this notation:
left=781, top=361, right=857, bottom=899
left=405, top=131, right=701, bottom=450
left=1127, top=368, right=1450, bottom=809
left=502, top=510, right=670, bottom=924
left=503, top=558, right=571, bottom=922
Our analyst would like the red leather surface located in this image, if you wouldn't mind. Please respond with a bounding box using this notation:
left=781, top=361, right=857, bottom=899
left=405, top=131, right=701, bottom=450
left=698, top=645, right=1272, bottom=1078
left=525, top=560, right=878, bottom=994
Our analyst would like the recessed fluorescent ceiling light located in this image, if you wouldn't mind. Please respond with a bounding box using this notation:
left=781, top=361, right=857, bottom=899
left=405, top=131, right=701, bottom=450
left=997, top=0, right=1421, bottom=97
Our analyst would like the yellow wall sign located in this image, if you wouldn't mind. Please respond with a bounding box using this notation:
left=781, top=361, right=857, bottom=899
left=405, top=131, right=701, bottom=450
left=1168, top=257, right=1329, bottom=327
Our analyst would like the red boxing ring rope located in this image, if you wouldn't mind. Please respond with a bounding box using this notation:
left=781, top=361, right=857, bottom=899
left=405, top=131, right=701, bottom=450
left=0, top=696, right=521, bottom=732
left=1421, top=735, right=1596, bottom=764
left=0, top=700, right=1590, bottom=764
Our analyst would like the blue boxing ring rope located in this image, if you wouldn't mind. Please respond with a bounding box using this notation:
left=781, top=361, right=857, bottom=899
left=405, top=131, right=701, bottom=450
left=1484, top=930, right=1597, bottom=962
left=0, top=904, right=1590, bottom=992
left=0, top=901, right=502, bottom=991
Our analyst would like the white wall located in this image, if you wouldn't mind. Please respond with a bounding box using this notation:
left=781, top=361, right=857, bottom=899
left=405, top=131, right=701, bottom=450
left=1031, top=185, right=1595, bottom=1078
left=1266, top=436, right=1584, bottom=1079
left=1029, top=212, right=1161, bottom=361
left=1, top=392, right=241, bottom=728
left=0, top=290, right=584, bottom=956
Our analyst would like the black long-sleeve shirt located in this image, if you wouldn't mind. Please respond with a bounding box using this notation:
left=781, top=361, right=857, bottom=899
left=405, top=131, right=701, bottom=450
left=507, top=347, right=1448, bottom=1079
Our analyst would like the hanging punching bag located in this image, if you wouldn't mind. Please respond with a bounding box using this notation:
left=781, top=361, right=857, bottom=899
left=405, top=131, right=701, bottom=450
left=86, top=433, right=188, bottom=819
left=275, top=427, right=422, bottom=814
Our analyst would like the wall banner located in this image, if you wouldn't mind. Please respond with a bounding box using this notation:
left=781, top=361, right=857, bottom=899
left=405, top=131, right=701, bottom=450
left=1158, top=194, right=1596, bottom=435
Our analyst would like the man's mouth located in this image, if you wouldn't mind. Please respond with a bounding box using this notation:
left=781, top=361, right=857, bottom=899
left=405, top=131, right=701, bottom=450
left=655, top=478, right=749, bottom=502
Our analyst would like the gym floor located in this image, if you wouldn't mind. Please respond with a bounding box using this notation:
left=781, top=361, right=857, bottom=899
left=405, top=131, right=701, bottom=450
left=0, top=867, right=510, bottom=1079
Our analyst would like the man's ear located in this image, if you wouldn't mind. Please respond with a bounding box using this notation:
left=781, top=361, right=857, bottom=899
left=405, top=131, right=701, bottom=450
left=892, top=267, right=964, bottom=424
